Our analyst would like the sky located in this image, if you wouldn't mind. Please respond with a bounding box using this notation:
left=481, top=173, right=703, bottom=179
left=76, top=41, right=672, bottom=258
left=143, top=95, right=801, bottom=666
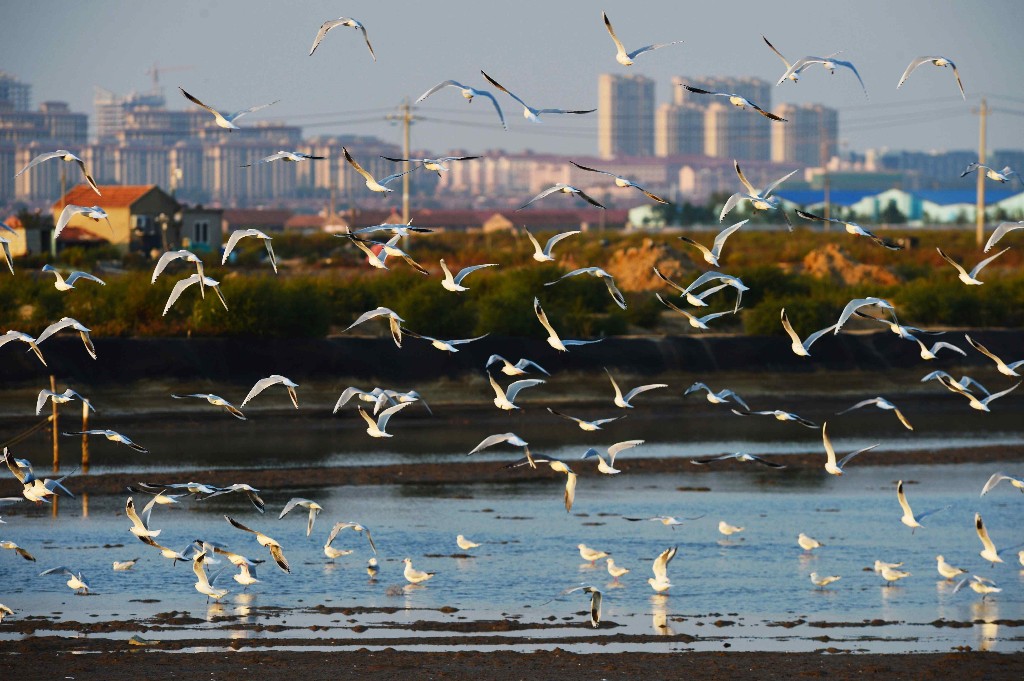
left=3, top=0, right=1024, bottom=157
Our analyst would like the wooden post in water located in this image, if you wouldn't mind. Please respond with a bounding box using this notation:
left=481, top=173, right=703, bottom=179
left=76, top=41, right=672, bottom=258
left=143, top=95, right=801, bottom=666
left=81, top=493, right=89, bottom=518
left=50, top=375, right=59, bottom=473
left=81, top=401, right=90, bottom=474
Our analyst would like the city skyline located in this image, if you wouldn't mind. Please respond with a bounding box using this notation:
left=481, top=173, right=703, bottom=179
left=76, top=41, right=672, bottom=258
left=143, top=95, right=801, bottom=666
left=3, top=0, right=1024, bottom=158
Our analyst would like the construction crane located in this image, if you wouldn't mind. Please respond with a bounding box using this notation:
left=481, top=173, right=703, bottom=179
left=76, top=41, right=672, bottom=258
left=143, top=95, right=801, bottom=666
left=146, top=62, right=195, bottom=92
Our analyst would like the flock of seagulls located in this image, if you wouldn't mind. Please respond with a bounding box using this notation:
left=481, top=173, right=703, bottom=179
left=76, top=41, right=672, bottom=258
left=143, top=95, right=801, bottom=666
left=0, top=9, right=1021, bottom=634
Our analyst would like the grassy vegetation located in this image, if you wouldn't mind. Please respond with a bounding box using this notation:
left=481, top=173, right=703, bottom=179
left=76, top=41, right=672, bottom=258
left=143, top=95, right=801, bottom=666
left=3, top=227, right=1022, bottom=339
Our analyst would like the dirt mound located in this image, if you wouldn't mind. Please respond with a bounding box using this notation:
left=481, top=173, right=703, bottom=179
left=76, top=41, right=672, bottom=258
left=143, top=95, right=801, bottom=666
left=605, top=238, right=692, bottom=292
left=802, top=243, right=900, bottom=286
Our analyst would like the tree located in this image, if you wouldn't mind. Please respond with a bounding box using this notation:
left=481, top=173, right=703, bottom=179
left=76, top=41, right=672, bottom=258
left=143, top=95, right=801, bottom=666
left=879, top=199, right=906, bottom=225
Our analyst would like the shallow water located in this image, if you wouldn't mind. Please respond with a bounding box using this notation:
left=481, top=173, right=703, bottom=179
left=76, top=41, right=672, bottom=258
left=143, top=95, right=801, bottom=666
left=2, top=459, right=1023, bottom=653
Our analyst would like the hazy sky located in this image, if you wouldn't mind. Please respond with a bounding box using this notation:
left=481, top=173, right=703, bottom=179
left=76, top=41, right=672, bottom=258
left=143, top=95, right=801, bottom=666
left=3, top=0, right=1023, bottom=157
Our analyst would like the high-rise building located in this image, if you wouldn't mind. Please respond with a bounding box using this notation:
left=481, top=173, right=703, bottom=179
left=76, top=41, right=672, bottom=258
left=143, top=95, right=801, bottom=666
left=94, top=87, right=168, bottom=142
left=0, top=72, right=31, bottom=112
left=654, top=103, right=704, bottom=157
left=673, top=76, right=773, bottom=161
left=598, top=74, right=655, bottom=159
left=771, top=103, right=838, bottom=165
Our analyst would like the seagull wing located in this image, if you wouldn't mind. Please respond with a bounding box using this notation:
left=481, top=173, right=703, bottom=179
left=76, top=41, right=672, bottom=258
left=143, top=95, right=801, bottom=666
left=15, top=151, right=67, bottom=177
left=452, top=263, right=498, bottom=286
left=543, top=230, right=581, bottom=256
left=547, top=408, right=583, bottom=425
left=710, top=219, right=748, bottom=260
left=837, top=444, right=880, bottom=470
left=655, top=292, right=695, bottom=321
left=605, top=368, right=626, bottom=404
left=416, top=80, right=462, bottom=103
left=125, top=497, right=148, bottom=531
left=602, top=11, right=628, bottom=59
left=965, top=334, right=1004, bottom=366
left=534, top=297, right=560, bottom=339
left=719, top=193, right=745, bottom=222
left=162, top=274, right=202, bottom=316
left=980, top=473, right=1010, bottom=497
left=892, top=407, right=914, bottom=430
left=836, top=60, right=869, bottom=96
left=178, top=87, right=223, bottom=120
left=0, top=238, right=13, bottom=274
left=763, top=35, right=792, bottom=71
left=343, top=147, right=376, bottom=183
left=375, top=400, right=413, bottom=432
left=651, top=546, right=677, bottom=582
left=225, top=515, right=257, bottom=535
left=227, top=99, right=280, bottom=123
left=564, top=472, right=577, bottom=512
left=975, top=513, right=998, bottom=554
left=750, top=102, right=785, bottom=121
left=54, top=205, right=82, bottom=238
left=606, top=439, right=643, bottom=464
left=519, top=185, right=566, bottom=210
left=475, top=89, right=507, bottom=130
left=967, top=247, right=1009, bottom=279
left=64, top=272, right=105, bottom=287
left=628, top=41, right=683, bottom=60
left=569, top=160, right=615, bottom=178
left=221, top=229, right=253, bottom=264
left=749, top=455, right=787, bottom=469
left=733, top=161, right=757, bottom=195
left=949, top=61, right=965, bottom=100
left=152, top=250, right=184, bottom=283
left=269, top=544, right=291, bottom=573
left=356, top=23, right=375, bottom=61
left=762, top=169, right=800, bottom=197
left=980, top=381, right=1021, bottom=407
left=896, top=480, right=914, bottom=519
left=836, top=398, right=878, bottom=415
left=821, top=423, right=838, bottom=469
left=505, top=379, right=545, bottom=403
left=623, top=383, right=668, bottom=403
left=898, top=56, right=934, bottom=88
left=984, top=221, right=1024, bottom=253
left=480, top=71, right=531, bottom=111
left=652, top=266, right=686, bottom=295
left=241, top=376, right=286, bottom=408
left=602, top=275, right=626, bottom=309
left=514, top=358, right=550, bottom=375
left=309, top=19, right=342, bottom=55
left=780, top=308, right=803, bottom=346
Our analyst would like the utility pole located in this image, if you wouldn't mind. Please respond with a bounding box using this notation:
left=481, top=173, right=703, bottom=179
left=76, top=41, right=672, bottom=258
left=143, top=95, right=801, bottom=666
left=386, top=99, right=418, bottom=224
left=53, top=166, right=66, bottom=259
left=974, top=98, right=989, bottom=248
left=820, top=138, right=831, bottom=227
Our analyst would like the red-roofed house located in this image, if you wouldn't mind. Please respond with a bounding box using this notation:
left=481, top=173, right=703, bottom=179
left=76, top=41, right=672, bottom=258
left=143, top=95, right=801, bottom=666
left=51, top=184, right=180, bottom=253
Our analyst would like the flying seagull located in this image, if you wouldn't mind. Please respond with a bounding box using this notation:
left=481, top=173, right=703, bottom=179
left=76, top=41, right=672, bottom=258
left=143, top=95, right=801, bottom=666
left=481, top=70, right=595, bottom=122
left=605, top=368, right=667, bottom=408
left=0, top=330, right=47, bottom=366
left=980, top=473, right=1024, bottom=496
left=225, top=515, right=290, bottom=573
left=570, top=161, right=669, bottom=203
left=896, top=479, right=949, bottom=532
left=821, top=422, right=879, bottom=476
left=345, top=306, right=406, bottom=347
left=836, top=397, right=914, bottom=430
left=545, top=267, right=625, bottom=309
left=780, top=308, right=838, bottom=357
left=691, top=452, right=786, bottom=469
left=242, top=375, right=299, bottom=409
left=546, top=407, right=623, bottom=432
left=179, top=87, right=279, bottom=131
left=656, top=293, right=738, bottom=330
left=680, top=84, right=786, bottom=121
left=62, top=429, right=149, bottom=453
left=54, top=205, right=111, bottom=240
left=15, top=150, right=100, bottom=195
left=467, top=432, right=528, bottom=456
left=241, top=151, right=325, bottom=167
left=683, top=382, right=750, bottom=410
left=731, top=408, right=818, bottom=429
left=720, top=160, right=797, bottom=225
left=833, top=297, right=896, bottom=334
left=402, top=329, right=488, bottom=353
left=562, top=585, right=603, bottom=628
left=648, top=546, right=677, bottom=593
left=309, top=17, right=375, bottom=61
left=41, top=265, right=105, bottom=291
left=678, top=220, right=748, bottom=266
left=381, top=155, right=480, bottom=177
left=601, top=11, right=682, bottom=66
left=415, top=80, right=507, bottom=130
left=279, top=498, right=323, bottom=537
left=961, top=163, right=1021, bottom=186
left=485, top=355, right=549, bottom=377
left=762, top=36, right=803, bottom=83
left=937, top=374, right=1020, bottom=412
left=439, top=259, right=497, bottom=292
left=525, top=228, right=580, bottom=262
left=777, top=54, right=868, bottom=97
left=898, top=56, right=965, bottom=100
left=35, top=316, right=97, bottom=359
left=965, top=334, right=1024, bottom=377
left=325, top=521, right=376, bottom=555
left=171, top=393, right=246, bottom=420
left=343, top=147, right=415, bottom=193
left=796, top=210, right=901, bottom=249
left=984, top=221, right=1024, bottom=253
left=534, top=297, right=603, bottom=352
left=162, top=274, right=228, bottom=316
left=222, top=229, right=277, bottom=273
left=357, top=402, right=412, bottom=438
left=488, top=374, right=544, bottom=411
left=36, top=387, right=92, bottom=416
left=519, top=183, right=605, bottom=210
left=936, top=247, right=1008, bottom=285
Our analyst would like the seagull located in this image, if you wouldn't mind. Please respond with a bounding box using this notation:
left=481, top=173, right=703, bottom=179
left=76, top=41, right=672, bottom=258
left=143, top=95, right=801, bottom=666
left=309, top=17, right=375, bottom=60
left=36, top=388, right=92, bottom=416
left=720, top=161, right=797, bottom=225
left=35, top=316, right=97, bottom=359
left=984, top=221, right=1024, bottom=252
left=382, top=155, right=481, bottom=177
left=39, top=566, right=90, bottom=594
left=907, top=334, right=966, bottom=361
left=0, top=236, right=13, bottom=274
left=898, top=56, right=965, bottom=100
left=601, top=11, right=682, bottom=66
left=606, top=558, right=629, bottom=583
left=171, top=393, right=246, bottom=420
left=202, top=484, right=266, bottom=513
left=455, top=535, right=481, bottom=551
left=534, top=297, right=603, bottom=352
left=62, top=429, right=149, bottom=454
left=332, top=386, right=381, bottom=412
left=684, top=382, right=750, bottom=410
left=578, top=544, right=609, bottom=565
left=809, top=573, right=841, bottom=589
left=41, top=265, right=105, bottom=291
left=936, top=247, right=1008, bottom=285
left=112, top=558, right=139, bottom=571
left=153, top=249, right=204, bottom=287
left=921, top=371, right=990, bottom=396
left=580, top=439, right=645, bottom=469
left=691, top=452, right=786, bottom=469
left=966, top=335, right=1023, bottom=377
left=677, top=220, right=748, bottom=266
left=821, top=422, right=879, bottom=476
left=222, top=229, right=277, bottom=273
left=163, top=274, right=228, bottom=316
left=54, top=205, right=111, bottom=239
left=225, top=516, right=290, bottom=573
left=561, top=585, right=603, bottom=628
left=416, top=80, right=507, bottom=130
left=936, top=555, right=968, bottom=581
left=489, top=374, right=545, bottom=411
left=525, top=228, right=581, bottom=263
left=3, top=450, right=75, bottom=503
left=349, top=219, right=433, bottom=238
left=896, top=480, right=949, bottom=532
left=837, top=397, right=913, bottom=430
left=403, top=557, right=435, bottom=584
left=467, top=432, right=528, bottom=456
left=402, top=329, right=489, bottom=353
left=778, top=54, right=868, bottom=97
left=519, top=183, right=605, bottom=210
left=0, top=540, right=35, bottom=561
left=229, top=560, right=260, bottom=589
left=179, top=87, right=278, bottom=131
left=481, top=70, right=595, bottom=123
left=623, top=515, right=705, bottom=528
left=546, top=267, right=625, bottom=309
left=505, top=453, right=578, bottom=510
left=718, top=521, right=744, bottom=536
left=763, top=36, right=804, bottom=83
left=439, top=259, right=497, bottom=292
left=242, top=375, right=299, bottom=409
left=795, top=210, right=901, bottom=249
left=343, top=147, right=414, bottom=193
left=605, top=368, right=667, bottom=408
left=191, top=551, right=229, bottom=602
left=648, top=546, right=677, bottom=593
left=954, top=575, right=1002, bottom=598
left=323, top=531, right=353, bottom=559
left=547, top=408, right=623, bottom=432
left=833, top=297, right=896, bottom=334
left=980, top=472, right=1024, bottom=496
left=936, top=374, right=1020, bottom=412
left=241, top=151, right=325, bottom=167
left=345, top=306, right=406, bottom=347
left=656, top=293, right=737, bottom=330
left=279, top=498, right=322, bottom=537
left=854, top=309, right=944, bottom=341
left=873, top=560, right=904, bottom=573
left=325, top=521, right=376, bottom=555
left=680, top=84, right=785, bottom=121
left=654, top=267, right=749, bottom=308
left=975, top=513, right=1003, bottom=564
left=582, top=449, right=620, bottom=474
left=357, top=402, right=412, bottom=438
left=485, top=355, right=550, bottom=377
left=879, top=565, right=912, bottom=585
left=125, top=497, right=160, bottom=538
left=346, top=234, right=428, bottom=274
left=569, top=161, right=669, bottom=203
left=367, top=557, right=378, bottom=579
left=15, top=150, right=100, bottom=195
left=780, top=308, right=838, bottom=357
left=798, top=533, right=823, bottom=551
left=961, top=163, right=1021, bottom=185
left=138, top=536, right=196, bottom=565
left=0, top=345, right=40, bottom=394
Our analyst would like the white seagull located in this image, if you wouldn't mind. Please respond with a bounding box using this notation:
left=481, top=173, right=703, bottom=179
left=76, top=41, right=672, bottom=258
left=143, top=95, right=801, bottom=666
left=680, top=84, right=786, bottom=121
left=39, top=566, right=90, bottom=594
left=191, top=551, right=229, bottom=602
left=401, top=328, right=485, bottom=353
left=720, top=160, right=797, bottom=225
left=345, top=306, right=406, bottom=347
left=36, top=387, right=92, bottom=416
left=279, top=498, right=323, bottom=536
left=153, top=249, right=205, bottom=291
left=975, top=513, right=1003, bottom=564
left=880, top=565, right=912, bottom=585
left=763, top=36, right=804, bottom=83
left=578, top=544, right=609, bottom=565
left=489, top=373, right=545, bottom=411
left=966, top=335, right=1023, bottom=377
left=796, top=210, right=901, bottom=249
left=678, top=220, right=748, bottom=266
left=936, top=555, right=968, bottom=581
left=241, top=151, right=325, bottom=167
left=718, top=521, right=744, bottom=536
left=778, top=54, right=868, bottom=97
left=936, top=374, right=1020, bottom=412
left=343, top=147, right=414, bottom=193
left=691, top=452, right=786, bottom=469
left=0, top=540, right=35, bottom=561
left=937, top=247, right=1008, bottom=285
left=456, top=535, right=480, bottom=551
left=606, top=368, right=667, bottom=408
left=896, top=480, right=949, bottom=532
left=467, top=432, right=528, bottom=456
left=505, top=453, right=578, bottom=510
left=403, top=557, right=435, bottom=584
left=545, top=267, right=624, bottom=309
left=519, top=183, right=605, bottom=210
left=898, top=56, right=965, bottom=100
left=810, top=573, right=841, bottom=589
left=623, top=515, right=705, bottom=528
left=731, top=408, right=818, bottom=429
left=984, top=221, right=1024, bottom=253
left=171, top=393, right=246, bottom=420
left=346, top=234, right=428, bottom=275
left=63, top=429, right=149, bottom=454
left=684, top=382, right=750, bottom=410
left=562, top=585, right=603, bottom=628
left=481, top=70, right=595, bottom=123
left=921, top=371, right=990, bottom=396
left=357, top=401, right=413, bottom=438
left=15, top=150, right=100, bottom=195
left=225, top=515, right=290, bottom=572
left=580, top=439, right=645, bottom=470
left=656, top=293, right=737, bottom=330
left=242, top=375, right=299, bottom=409
left=648, top=546, right=677, bottom=593
left=0, top=330, right=45, bottom=365
left=607, top=558, right=629, bottom=582
left=485, top=354, right=550, bottom=376
left=381, top=154, right=481, bottom=177
left=601, top=11, right=682, bottom=66
left=222, top=229, right=277, bottom=273
left=570, top=160, right=669, bottom=204
left=416, top=80, right=507, bottom=130
left=908, top=334, right=966, bottom=361
left=798, top=533, right=823, bottom=551
left=525, top=228, right=580, bottom=262
left=54, top=205, right=111, bottom=240
left=125, top=497, right=160, bottom=538
left=547, top=408, right=623, bottom=432
left=961, top=163, right=1021, bottom=185
left=439, top=259, right=497, bottom=292
left=326, top=521, right=376, bottom=555
left=836, top=397, right=913, bottom=430
left=980, top=472, right=1024, bottom=496
left=35, top=316, right=97, bottom=359
left=3, top=451, right=74, bottom=504
left=780, top=308, right=838, bottom=357
left=162, top=274, right=227, bottom=318
left=833, top=297, right=896, bottom=334
left=0, top=235, right=13, bottom=274
left=112, top=558, right=139, bottom=571
left=179, top=87, right=278, bottom=131
left=954, top=575, right=1002, bottom=599
left=309, top=17, right=375, bottom=60
left=534, top=297, right=603, bottom=352
left=41, top=265, right=105, bottom=291
left=821, top=422, right=879, bottom=476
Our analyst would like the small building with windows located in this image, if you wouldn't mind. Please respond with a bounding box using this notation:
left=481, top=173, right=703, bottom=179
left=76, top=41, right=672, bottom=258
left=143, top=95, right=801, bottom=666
left=51, top=183, right=180, bottom=253
left=181, top=205, right=223, bottom=253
